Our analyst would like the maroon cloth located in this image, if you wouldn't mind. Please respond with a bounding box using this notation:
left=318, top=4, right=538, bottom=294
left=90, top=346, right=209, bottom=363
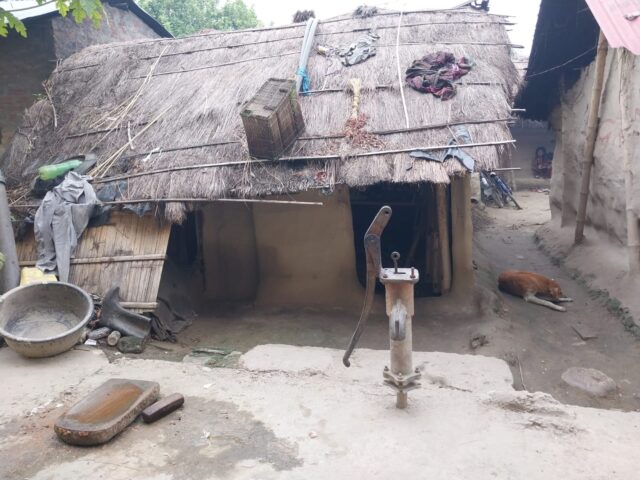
left=405, top=51, right=473, bottom=100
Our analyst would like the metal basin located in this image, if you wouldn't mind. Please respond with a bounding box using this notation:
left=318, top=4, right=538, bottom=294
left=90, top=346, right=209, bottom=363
left=0, top=282, right=93, bottom=358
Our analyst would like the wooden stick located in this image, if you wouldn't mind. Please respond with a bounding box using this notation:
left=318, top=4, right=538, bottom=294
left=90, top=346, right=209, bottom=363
left=134, top=43, right=516, bottom=80
left=575, top=31, right=607, bottom=244
left=88, top=46, right=168, bottom=153
left=136, top=21, right=516, bottom=60
left=69, top=117, right=513, bottom=154
left=396, top=11, right=410, bottom=128
left=11, top=198, right=324, bottom=209
left=140, top=33, right=305, bottom=59
left=300, top=117, right=514, bottom=139
left=76, top=10, right=512, bottom=54
left=379, top=41, right=523, bottom=48
left=89, top=139, right=515, bottom=184
left=93, top=105, right=172, bottom=178
left=19, top=254, right=166, bottom=267
left=42, top=82, right=57, bottom=129
left=279, top=140, right=516, bottom=161
left=517, top=355, right=527, bottom=391
left=132, top=51, right=299, bottom=79
left=105, top=198, right=323, bottom=206
left=304, top=85, right=393, bottom=94
left=122, top=140, right=241, bottom=160
left=436, top=184, right=451, bottom=293
left=55, top=63, right=101, bottom=73
left=304, top=82, right=504, bottom=95
left=185, top=12, right=511, bottom=40
left=127, top=121, right=135, bottom=150
left=66, top=122, right=149, bottom=139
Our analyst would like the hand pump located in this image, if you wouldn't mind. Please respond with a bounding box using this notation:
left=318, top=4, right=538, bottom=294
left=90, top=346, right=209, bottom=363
left=343, top=206, right=421, bottom=409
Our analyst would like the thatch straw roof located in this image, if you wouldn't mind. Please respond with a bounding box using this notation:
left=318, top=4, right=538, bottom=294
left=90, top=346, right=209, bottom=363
left=2, top=7, right=520, bottom=222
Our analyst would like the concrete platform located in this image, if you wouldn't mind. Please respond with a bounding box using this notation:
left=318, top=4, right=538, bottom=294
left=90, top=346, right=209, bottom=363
left=1, top=345, right=639, bottom=479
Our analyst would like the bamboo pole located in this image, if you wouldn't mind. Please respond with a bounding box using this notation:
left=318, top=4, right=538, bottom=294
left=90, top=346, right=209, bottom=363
left=575, top=31, right=608, bottom=245
left=618, top=49, right=640, bottom=273
left=11, top=198, right=324, bottom=209
left=450, top=176, right=473, bottom=295
left=69, top=116, right=513, bottom=145
left=132, top=51, right=300, bottom=78
left=304, top=82, right=505, bottom=95
left=436, top=184, right=451, bottom=293
left=19, top=253, right=166, bottom=267
left=89, top=139, right=515, bottom=185
left=395, top=11, right=410, bottom=128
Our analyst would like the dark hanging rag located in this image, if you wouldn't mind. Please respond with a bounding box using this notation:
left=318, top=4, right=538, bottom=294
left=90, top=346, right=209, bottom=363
left=405, top=52, right=473, bottom=100
left=338, top=30, right=380, bottom=66
left=410, top=125, right=476, bottom=172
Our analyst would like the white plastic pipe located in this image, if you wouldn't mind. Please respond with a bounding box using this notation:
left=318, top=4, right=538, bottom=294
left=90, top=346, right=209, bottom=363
left=296, top=17, right=318, bottom=92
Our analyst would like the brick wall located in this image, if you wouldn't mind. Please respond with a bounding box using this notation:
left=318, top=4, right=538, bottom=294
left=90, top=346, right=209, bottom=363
left=0, top=4, right=161, bottom=157
left=52, top=3, right=160, bottom=59
left=0, top=18, right=55, bottom=157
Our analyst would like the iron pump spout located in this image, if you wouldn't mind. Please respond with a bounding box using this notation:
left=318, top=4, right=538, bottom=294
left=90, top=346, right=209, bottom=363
left=0, top=169, right=19, bottom=294
left=343, top=205, right=421, bottom=409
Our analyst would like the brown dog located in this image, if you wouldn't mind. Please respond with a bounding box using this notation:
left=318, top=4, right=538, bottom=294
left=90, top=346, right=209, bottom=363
left=498, top=270, right=572, bottom=312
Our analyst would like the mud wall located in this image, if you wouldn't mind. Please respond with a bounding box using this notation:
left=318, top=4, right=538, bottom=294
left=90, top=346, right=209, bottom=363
left=551, top=48, right=640, bottom=245
left=252, top=186, right=364, bottom=310
left=199, top=186, right=364, bottom=310
left=200, top=203, right=259, bottom=302
left=0, top=4, right=162, bottom=157
left=198, top=183, right=470, bottom=311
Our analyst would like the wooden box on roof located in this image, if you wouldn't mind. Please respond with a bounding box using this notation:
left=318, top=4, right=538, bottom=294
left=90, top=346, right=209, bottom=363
left=241, top=78, right=305, bottom=160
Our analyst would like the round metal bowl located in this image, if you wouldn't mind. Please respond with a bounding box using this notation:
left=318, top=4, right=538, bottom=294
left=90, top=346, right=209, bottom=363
left=0, top=282, right=93, bottom=358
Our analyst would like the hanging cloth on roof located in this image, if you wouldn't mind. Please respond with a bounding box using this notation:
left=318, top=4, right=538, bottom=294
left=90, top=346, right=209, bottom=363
left=405, top=51, right=473, bottom=100
left=338, top=30, right=380, bottom=67
left=410, top=125, right=476, bottom=172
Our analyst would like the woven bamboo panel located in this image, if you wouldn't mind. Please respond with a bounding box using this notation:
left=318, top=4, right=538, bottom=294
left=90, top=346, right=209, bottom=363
left=16, top=211, right=171, bottom=312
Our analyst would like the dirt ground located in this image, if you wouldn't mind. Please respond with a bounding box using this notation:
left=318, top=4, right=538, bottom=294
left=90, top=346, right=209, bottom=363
left=473, top=191, right=640, bottom=410
left=2, top=345, right=640, bottom=480
left=136, top=190, right=640, bottom=412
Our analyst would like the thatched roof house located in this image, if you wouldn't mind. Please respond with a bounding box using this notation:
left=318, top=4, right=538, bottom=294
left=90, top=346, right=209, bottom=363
left=3, top=6, right=520, bottom=314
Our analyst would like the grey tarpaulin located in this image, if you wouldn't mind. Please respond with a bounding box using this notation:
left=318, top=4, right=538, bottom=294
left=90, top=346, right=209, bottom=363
left=35, top=171, right=100, bottom=282
left=338, top=30, right=379, bottom=66
left=97, top=181, right=151, bottom=217
left=410, top=125, right=476, bottom=171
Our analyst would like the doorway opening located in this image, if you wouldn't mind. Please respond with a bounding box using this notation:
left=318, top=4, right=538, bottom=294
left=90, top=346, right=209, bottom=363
left=350, top=182, right=447, bottom=297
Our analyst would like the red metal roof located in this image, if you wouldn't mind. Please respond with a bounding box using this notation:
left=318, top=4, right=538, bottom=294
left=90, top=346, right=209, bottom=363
left=585, top=0, right=640, bottom=54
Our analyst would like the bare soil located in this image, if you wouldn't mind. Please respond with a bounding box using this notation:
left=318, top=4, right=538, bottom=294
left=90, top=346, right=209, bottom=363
left=472, top=191, right=640, bottom=410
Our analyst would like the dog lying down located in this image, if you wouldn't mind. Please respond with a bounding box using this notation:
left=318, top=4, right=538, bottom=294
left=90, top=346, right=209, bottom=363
left=498, top=270, right=573, bottom=312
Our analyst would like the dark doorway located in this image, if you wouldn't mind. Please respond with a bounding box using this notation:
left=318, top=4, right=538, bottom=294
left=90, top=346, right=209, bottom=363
left=166, top=211, right=200, bottom=267
left=350, top=183, right=444, bottom=297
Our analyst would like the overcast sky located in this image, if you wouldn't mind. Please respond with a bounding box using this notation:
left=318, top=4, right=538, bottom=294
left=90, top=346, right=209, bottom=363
left=249, top=0, right=541, bottom=54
